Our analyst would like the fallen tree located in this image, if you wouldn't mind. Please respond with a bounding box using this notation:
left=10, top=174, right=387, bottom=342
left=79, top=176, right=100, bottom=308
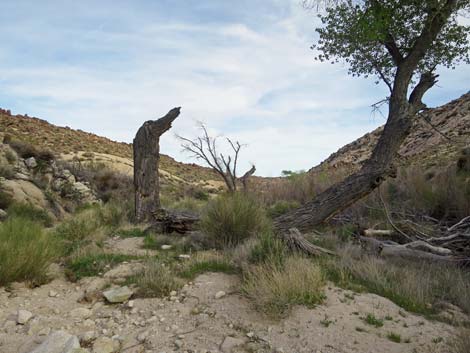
left=273, top=0, right=470, bottom=255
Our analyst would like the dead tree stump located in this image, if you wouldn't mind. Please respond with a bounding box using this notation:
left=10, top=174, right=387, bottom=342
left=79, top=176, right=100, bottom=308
left=134, top=107, right=180, bottom=222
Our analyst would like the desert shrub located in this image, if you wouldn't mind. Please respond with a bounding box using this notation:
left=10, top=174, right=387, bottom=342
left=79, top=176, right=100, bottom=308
left=7, top=202, right=54, bottom=227
left=8, top=140, right=55, bottom=162
left=0, top=164, right=15, bottom=179
left=0, top=189, right=13, bottom=209
left=201, top=192, right=270, bottom=249
left=130, top=259, right=183, bottom=298
left=249, top=230, right=286, bottom=268
left=322, top=245, right=470, bottom=315
left=4, top=148, right=17, bottom=164
left=65, top=252, right=137, bottom=281
left=242, top=257, right=325, bottom=318
left=267, top=200, right=300, bottom=218
left=169, top=197, right=205, bottom=214
left=96, top=201, right=127, bottom=229
left=178, top=252, right=238, bottom=279
left=0, top=217, right=60, bottom=285
left=53, top=208, right=104, bottom=254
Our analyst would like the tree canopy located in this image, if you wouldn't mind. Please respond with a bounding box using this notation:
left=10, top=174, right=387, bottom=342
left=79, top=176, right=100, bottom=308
left=310, top=0, right=470, bottom=93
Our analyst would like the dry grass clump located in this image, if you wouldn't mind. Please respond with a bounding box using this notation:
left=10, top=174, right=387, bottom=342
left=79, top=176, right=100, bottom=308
left=178, top=251, right=238, bottom=279
left=131, top=259, right=183, bottom=298
left=201, top=192, right=270, bottom=248
left=447, top=329, right=470, bottom=353
left=0, top=217, right=60, bottom=285
left=242, top=257, right=325, bottom=318
left=7, top=139, right=55, bottom=162
left=323, top=244, right=470, bottom=315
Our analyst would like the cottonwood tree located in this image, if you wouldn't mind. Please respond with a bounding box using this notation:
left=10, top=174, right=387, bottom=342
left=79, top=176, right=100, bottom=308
left=274, top=1, right=470, bottom=241
left=178, top=123, right=256, bottom=192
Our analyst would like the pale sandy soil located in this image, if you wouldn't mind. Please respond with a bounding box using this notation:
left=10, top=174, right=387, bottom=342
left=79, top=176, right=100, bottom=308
left=0, top=238, right=462, bottom=353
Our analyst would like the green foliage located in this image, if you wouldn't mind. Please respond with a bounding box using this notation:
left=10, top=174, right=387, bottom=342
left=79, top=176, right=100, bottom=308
left=116, top=227, right=146, bottom=238
left=321, top=245, right=470, bottom=316
left=129, top=259, right=183, bottom=298
left=65, top=253, right=137, bottom=281
left=0, top=217, right=60, bottom=285
left=362, top=313, right=384, bottom=328
left=314, top=1, right=470, bottom=84
left=267, top=200, right=300, bottom=218
left=178, top=253, right=238, bottom=279
left=249, top=231, right=286, bottom=268
left=242, top=257, right=325, bottom=318
left=7, top=202, right=54, bottom=227
left=0, top=164, right=15, bottom=179
left=201, top=192, right=270, bottom=248
left=8, top=140, right=55, bottom=162
left=387, top=332, right=402, bottom=343
left=169, top=197, right=205, bottom=214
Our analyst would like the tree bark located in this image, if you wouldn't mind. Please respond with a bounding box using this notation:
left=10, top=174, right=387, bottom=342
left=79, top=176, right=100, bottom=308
left=134, top=107, right=180, bottom=222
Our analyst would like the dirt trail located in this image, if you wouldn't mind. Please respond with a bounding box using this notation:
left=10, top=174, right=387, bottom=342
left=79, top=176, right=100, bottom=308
left=0, top=239, right=460, bottom=353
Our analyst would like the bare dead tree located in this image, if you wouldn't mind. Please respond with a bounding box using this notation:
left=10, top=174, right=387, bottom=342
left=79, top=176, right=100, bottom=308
left=177, top=123, right=255, bottom=192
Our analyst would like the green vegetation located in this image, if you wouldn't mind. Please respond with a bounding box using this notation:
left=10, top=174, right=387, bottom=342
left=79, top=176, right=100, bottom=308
left=115, top=227, right=146, bottom=238
left=387, top=332, right=402, bottom=343
left=242, top=257, right=325, bottom=318
left=65, top=253, right=138, bottom=281
left=267, top=200, right=300, bottom=218
left=249, top=230, right=286, bottom=268
left=7, top=202, right=53, bottom=227
left=201, top=192, right=270, bottom=248
left=0, top=217, right=60, bottom=285
left=178, top=252, right=238, bottom=279
left=320, top=244, right=470, bottom=317
left=128, top=259, right=183, bottom=298
left=362, top=313, right=384, bottom=328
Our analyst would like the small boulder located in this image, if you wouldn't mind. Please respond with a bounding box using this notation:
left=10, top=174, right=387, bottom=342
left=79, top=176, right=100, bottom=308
left=17, top=309, right=33, bottom=324
left=215, top=291, right=226, bottom=299
left=92, top=337, right=117, bottom=353
left=70, top=307, right=93, bottom=319
left=103, top=286, right=133, bottom=303
left=25, top=157, right=38, bottom=169
left=29, top=330, right=80, bottom=353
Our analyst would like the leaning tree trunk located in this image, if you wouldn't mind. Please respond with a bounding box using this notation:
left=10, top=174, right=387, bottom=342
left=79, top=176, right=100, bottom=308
left=134, top=107, right=181, bottom=222
left=273, top=96, right=413, bottom=235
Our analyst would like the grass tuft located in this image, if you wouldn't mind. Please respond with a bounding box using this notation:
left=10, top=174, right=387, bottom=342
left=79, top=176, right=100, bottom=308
left=201, top=192, right=270, bottom=249
left=387, top=332, right=402, bottom=343
left=242, top=257, right=325, bottom=318
left=362, top=313, right=384, bottom=328
left=0, top=217, right=60, bottom=285
left=178, top=252, right=238, bottom=279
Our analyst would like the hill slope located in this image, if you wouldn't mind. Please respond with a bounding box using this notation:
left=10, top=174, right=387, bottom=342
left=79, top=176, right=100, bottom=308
left=310, top=92, right=470, bottom=173
left=0, top=109, right=221, bottom=186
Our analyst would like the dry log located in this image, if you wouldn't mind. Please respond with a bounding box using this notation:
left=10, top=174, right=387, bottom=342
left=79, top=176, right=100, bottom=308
left=148, top=208, right=199, bottom=234
left=363, top=229, right=394, bottom=237
left=282, top=228, right=336, bottom=256
left=134, top=107, right=181, bottom=222
left=402, top=241, right=452, bottom=256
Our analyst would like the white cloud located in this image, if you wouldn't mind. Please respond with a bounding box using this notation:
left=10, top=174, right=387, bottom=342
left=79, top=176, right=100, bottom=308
left=0, top=0, right=468, bottom=176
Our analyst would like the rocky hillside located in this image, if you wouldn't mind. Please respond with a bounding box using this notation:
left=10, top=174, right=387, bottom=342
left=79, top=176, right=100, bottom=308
left=0, top=109, right=221, bottom=185
left=310, top=92, right=470, bottom=173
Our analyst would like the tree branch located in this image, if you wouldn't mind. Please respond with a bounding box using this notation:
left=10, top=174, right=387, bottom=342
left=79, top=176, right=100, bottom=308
left=409, top=71, right=439, bottom=110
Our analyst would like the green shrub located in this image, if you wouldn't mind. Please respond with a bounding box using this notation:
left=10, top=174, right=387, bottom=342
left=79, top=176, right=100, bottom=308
left=0, top=217, right=60, bottom=285
left=387, top=332, right=402, bottom=343
left=267, top=200, right=300, bottom=218
left=116, top=227, right=146, bottom=238
left=7, top=202, right=53, bottom=227
left=249, top=230, right=286, bottom=268
left=169, top=197, right=205, bottom=214
left=4, top=149, right=17, bottom=164
left=65, top=253, right=137, bottom=281
left=321, top=245, right=470, bottom=316
left=242, top=257, right=325, bottom=318
left=362, top=313, right=384, bottom=328
left=0, top=164, right=15, bottom=179
left=201, top=193, right=270, bottom=248
left=129, top=259, right=183, bottom=298
left=178, top=252, right=238, bottom=279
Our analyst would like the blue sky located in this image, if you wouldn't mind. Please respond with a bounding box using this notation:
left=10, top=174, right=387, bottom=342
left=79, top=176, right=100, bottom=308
left=0, top=1, right=468, bottom=176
